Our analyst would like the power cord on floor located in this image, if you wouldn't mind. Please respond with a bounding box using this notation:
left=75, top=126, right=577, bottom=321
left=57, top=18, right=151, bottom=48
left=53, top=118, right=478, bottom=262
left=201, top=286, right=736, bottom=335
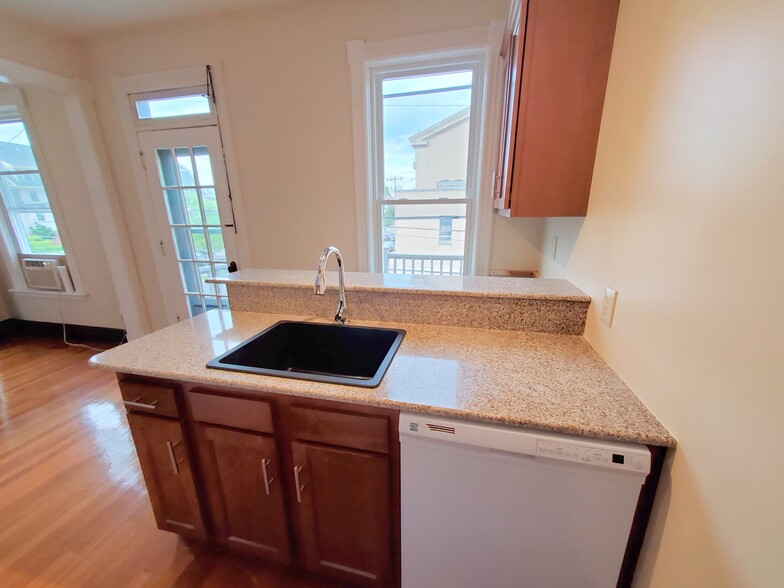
left=58, top=290, right=127, bottom=352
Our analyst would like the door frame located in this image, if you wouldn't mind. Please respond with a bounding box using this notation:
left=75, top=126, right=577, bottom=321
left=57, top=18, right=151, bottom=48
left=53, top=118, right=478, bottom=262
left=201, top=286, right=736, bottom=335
left=138, top=126, right=238, bottom=323
left=112, top=65, right=251, bottom=328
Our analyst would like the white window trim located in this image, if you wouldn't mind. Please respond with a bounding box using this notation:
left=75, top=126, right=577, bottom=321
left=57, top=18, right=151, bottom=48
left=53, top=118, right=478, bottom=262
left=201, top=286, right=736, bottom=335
left=0, top=56, right=151, bottom=338
left=128, top=85, right=214, bottom=128
left=112, top=65, right=251, bottom=324
left=0, top=86, right=87, bottom=295
left=348, top=24, right=505, bottom=274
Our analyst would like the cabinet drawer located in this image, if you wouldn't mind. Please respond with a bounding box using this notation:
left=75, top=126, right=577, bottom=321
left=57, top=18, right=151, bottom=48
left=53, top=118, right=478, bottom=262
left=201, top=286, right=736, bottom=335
left=120, top=380, right=178, bottom=418
left=188, top=390, right=275, bottom=434
left=288, top=406, right=389, bottom=454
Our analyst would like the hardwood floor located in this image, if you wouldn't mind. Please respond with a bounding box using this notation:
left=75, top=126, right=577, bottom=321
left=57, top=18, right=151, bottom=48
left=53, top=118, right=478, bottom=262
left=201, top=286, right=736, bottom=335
left=0, top=338, right=342, bottom=587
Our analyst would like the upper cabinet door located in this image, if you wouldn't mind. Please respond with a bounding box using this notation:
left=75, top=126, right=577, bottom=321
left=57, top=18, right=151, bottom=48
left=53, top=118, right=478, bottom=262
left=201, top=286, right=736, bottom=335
left=126, top=412, right=207, bottom=540
left=498, top=0, right=620, bottom=217
left=290, top=441, right=392, bottom=587
left=194, top=424, right=291, bottom=563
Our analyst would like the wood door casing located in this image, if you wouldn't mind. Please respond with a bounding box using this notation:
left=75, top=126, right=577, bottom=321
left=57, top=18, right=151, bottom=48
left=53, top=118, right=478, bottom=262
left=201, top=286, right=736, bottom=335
left=291, top=441, right=391, bottom=587
left=126, top=412, right=206, bottom=540
left=195, top=424, right=291, bottom=563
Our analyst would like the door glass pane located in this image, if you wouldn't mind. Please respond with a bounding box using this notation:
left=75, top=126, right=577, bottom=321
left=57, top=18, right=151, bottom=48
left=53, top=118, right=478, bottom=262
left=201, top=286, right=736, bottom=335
left=198, top=262, right=215, bottom=295
left=207, top=228, right=226, bottom=261
left=156, top=149, right=179, bottom=187
left=193, top=146, right=214, bottom=185
left=201, top=188, right=220, bottom=225
left=381, top=202, right=466, bottom=276
left=153, top=143, right=232, bottom=318
left=382, top=71, right=472, bottom=200
left=171, top=227, right=194, bottom=259
left=182, top=188, right=203, bottom=224
left=190, top=228, right=209, bottom=260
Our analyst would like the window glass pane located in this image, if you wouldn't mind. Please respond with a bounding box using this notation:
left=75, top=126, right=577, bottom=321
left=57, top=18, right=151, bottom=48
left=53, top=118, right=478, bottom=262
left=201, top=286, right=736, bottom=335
left=201, top=188, right=220, bottom=225
left=381, top=71, right=472, bottom=200
left=203, top=296, right=219, bottom=312
left=136, top=94, right=211, bottom=120
left=218, top=297, right=230, bottom=310
left=381, top=203, right=465, bottom=276
left=193, top=146, right=214, bottom=185
left=0, top=119, right=65, bottom=255
left=163, top=189, right=186, bottom=225
left=0, top=121, right=37, bottom=171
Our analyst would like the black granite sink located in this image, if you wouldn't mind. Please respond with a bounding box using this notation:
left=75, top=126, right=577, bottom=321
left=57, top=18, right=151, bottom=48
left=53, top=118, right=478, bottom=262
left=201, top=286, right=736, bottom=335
left=206, top=320, right=406, bottom=388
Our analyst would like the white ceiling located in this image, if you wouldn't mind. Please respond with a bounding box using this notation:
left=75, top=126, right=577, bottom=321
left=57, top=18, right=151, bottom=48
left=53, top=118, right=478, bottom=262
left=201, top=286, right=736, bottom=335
left=0, top=0, right=296, bottom=37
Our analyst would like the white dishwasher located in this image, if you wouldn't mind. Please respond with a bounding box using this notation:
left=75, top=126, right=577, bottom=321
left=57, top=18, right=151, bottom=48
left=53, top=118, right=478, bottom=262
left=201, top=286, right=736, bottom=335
left=399, top=413, right=651, bottom=588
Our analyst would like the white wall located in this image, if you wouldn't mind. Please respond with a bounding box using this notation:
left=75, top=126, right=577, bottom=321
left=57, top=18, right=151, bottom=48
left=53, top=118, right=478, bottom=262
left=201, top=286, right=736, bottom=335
left=4, top=87, right=125, bottom=328
left=0, top=13, right=127, bottom=329
left=539, top=1, right=784, bottom=586
left=0, top=10, right=85, bottom=78
left=83, top=0, right=509, bottom=330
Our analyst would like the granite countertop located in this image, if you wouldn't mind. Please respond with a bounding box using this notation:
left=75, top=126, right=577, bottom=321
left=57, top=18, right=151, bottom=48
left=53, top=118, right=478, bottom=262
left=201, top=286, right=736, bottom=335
left=209, top=269, right=592, bottom=302
left=90, top=310, right=675, bottom=447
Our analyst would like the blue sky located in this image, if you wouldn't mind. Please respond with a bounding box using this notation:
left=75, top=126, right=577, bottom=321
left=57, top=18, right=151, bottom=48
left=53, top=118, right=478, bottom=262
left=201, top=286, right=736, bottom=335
left=382, top=70, right=472, bottom=192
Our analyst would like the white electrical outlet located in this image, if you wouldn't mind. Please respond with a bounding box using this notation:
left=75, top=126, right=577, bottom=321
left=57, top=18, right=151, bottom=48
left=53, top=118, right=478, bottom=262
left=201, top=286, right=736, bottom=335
left=601, top=287, right=618, bottom=327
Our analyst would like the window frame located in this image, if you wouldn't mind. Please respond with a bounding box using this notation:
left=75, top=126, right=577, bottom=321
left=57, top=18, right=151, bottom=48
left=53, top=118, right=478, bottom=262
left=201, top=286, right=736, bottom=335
left=128, top=85, right=215, bottom=128
left=366, top=56, right=484, bottom=274
left=0, top=88, right=85, bottom=294
left=349, top=25, right=504, bottom=275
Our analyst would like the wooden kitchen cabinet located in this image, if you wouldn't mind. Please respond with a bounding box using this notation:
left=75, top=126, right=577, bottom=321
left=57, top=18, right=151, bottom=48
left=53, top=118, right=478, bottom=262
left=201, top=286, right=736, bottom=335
left=494, top=0, right=620, bottom=217
left=121, top=377, right=400, bottom=586
left=290, top=440, right=391, bottom=587
left=193, top=424, right=291, bottom=563
left=126, top=412, right=207, bottom=540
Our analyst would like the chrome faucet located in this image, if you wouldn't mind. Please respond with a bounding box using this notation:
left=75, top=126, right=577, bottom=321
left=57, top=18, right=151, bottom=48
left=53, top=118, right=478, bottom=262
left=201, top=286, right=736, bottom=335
left=314, top=246, right=348, bottom=324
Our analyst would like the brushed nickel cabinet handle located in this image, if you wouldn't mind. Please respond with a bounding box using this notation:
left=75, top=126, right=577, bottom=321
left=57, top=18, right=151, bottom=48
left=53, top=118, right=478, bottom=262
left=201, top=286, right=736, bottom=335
left=261, top=458, right=274, bottom=496
left=293, top=465, right=305, bottom=503
left=124, top=397, right=159, bottom=410
left=166, top=441, right=179, bottom=475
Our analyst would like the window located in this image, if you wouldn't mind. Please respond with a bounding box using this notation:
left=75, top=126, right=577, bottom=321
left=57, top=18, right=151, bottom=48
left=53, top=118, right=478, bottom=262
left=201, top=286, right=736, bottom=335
left=355, top=43, right=486, bottom=277
left=0, top=117, right=65, bottom=255
left=439, top=216, right=453, bottom=245
left=129, top=86, right=213, bottom=125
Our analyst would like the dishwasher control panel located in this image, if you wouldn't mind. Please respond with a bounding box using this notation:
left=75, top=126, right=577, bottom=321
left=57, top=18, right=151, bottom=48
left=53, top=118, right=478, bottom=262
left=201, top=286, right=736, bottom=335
left=536, top=440, right=647, bottom=472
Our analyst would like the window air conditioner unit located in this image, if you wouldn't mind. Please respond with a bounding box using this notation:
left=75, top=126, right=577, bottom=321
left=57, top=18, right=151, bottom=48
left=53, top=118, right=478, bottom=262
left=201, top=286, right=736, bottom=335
left=21, top=257, right=67, bottom=291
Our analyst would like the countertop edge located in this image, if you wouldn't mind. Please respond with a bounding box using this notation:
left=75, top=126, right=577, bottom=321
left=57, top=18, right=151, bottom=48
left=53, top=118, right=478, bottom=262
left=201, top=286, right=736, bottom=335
left=89, top=357, right=676, bottom=448
left=207, top=278, right=593, bottom=303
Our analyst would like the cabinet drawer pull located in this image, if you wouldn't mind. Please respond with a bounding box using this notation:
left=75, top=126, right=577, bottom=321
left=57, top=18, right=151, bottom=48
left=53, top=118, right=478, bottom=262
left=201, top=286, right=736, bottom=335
left=124, top=397, right=159, bottom=410
left=293, top=465, right=305, bottom=503
left=261, top=458, right=274, bottom=496
left=166, top=441, right=180, bottom=475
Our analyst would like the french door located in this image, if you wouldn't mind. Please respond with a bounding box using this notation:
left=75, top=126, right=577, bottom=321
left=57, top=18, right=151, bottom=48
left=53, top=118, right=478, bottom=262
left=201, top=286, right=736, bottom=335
left=139, top=126, right=237, bottom=323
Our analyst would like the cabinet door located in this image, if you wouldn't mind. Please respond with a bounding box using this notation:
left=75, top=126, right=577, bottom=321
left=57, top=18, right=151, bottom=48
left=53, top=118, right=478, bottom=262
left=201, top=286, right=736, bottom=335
left=505, top=0, right=620, bottom=217
left=195, top=425, right=290, bottom=563
left=291, top=441, right=391, bottom=587
left=126, top=413, right=206, bottom=540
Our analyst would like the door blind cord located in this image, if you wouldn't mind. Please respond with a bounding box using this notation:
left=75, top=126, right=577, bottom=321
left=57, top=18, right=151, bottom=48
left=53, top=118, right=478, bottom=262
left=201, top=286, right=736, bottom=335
left=58, top=290, right=127, bottom=352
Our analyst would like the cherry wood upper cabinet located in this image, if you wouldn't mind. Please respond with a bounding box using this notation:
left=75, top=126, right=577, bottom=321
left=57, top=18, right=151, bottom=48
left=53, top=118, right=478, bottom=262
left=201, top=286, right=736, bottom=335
left=126, top=412, right=207, bottom=540
left=494, top=0, right=620, bottom=217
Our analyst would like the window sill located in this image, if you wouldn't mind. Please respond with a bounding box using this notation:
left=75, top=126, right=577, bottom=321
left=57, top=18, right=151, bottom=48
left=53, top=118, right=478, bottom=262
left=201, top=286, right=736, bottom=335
left=8, top=288, right=89, bottom=300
